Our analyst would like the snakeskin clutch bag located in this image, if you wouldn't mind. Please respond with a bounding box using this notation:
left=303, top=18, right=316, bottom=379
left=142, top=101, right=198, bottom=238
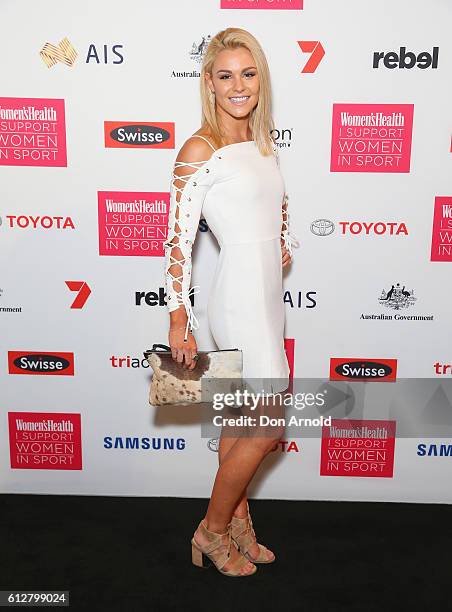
left=143, top=344, right=243, bottom=406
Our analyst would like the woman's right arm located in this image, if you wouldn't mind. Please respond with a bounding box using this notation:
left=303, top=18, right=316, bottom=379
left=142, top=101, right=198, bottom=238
left=163, top=136, right=214, bottom=369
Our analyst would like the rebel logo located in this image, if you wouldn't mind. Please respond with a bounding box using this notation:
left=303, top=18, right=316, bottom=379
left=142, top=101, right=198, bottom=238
left=104, top=122, right=175, bottom=149
left=8, top=351, right=75, bottom=375
left=297, top=41, right=325, bottom=73
left=135, top=287, right=194, bottom=308
left=330, top=358, right=397, bottom=381
left=373, top=46, right=439, bottom=69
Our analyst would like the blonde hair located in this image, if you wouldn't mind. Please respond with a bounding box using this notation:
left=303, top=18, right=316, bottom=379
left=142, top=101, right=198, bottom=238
left=199, top=28, right=276, bottom=157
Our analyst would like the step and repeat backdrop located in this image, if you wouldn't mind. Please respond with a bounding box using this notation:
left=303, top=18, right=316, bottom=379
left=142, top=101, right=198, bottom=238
left=1, top=0, right=452, bottom=503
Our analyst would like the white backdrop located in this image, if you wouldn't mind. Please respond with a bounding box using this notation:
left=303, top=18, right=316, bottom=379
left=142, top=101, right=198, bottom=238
left=1, top=0, right=452, bottom=503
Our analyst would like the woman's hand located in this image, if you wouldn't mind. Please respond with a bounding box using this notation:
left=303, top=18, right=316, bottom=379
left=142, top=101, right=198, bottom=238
left=281, top=243, right=292, bottom=268
left=168, top=326, right=198, bottom=370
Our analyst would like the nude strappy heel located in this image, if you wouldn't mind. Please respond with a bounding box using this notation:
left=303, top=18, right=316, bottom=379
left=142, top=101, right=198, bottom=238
left=231, top=503, right=275, bottom=564
left=191, top=519, right=257, bottom=577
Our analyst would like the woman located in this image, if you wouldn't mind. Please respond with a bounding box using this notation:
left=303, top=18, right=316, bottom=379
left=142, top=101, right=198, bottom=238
left=163, top=28, right=298, bottom=577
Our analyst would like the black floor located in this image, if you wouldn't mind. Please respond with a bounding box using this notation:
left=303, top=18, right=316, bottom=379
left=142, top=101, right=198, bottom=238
left=1, top=494, right=451, bottom=611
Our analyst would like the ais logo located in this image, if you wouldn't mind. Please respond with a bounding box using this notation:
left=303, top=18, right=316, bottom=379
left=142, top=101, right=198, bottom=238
left=104, top=122, right=175, bottom=149
left=330, top=358, right=397, bottom=382
left=40, top=39, right=124, bottom=67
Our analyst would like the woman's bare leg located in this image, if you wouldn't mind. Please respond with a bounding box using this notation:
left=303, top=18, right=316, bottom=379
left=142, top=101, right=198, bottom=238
left=193, top=392, right=284, bottom=573
left=202, top=392, right=284, bottom=531
left=218, top=435, right=248, bottom=517
left=218, top=433, right=275, bottom=561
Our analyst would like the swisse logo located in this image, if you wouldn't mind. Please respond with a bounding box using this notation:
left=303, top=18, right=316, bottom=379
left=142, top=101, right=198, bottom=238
left=373, top=46, right=439, bottom=69
left=330, top=358, right=397, bottom=382
left=8, top=351, right=75, bottom=376
left=104, top=122, right=175, bottom=149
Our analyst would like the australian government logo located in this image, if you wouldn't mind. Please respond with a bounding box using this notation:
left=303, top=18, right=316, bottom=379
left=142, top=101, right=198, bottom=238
left=360, top=282, right=434, bottom=322
left=171, top=35, right=211, bottom=78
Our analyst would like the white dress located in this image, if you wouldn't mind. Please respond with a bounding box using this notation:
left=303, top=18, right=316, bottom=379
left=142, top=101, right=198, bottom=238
left=163, top=135, right=299, bottom=394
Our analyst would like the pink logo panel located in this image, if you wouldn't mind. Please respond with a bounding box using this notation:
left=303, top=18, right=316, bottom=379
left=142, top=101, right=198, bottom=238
left=9, top=412, right=82, bottom=470
left=98, top=191, right=169, bottom=257
left=320, top=419, right=396, bottom=477
left=0, top=97, right=67, bottom=167
left=431, top=196, right=452, bottom=262
left=330, top=103, right=413, bottom=173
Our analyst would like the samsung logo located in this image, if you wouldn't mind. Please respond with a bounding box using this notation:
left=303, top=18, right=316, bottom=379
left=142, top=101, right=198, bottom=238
left=417, top=444, right=452, bottom=457
left=103, top=436, right=186, bottom=450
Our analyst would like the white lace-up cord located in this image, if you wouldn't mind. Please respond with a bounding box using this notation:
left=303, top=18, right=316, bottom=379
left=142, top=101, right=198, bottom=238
left=164, top=159, right=209, bottom=341
left=281, top=193, right=300, bottom=258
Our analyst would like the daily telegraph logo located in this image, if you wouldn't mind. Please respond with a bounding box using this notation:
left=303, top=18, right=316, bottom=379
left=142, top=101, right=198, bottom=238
left=330, top=358, right=397, bottom=382
left=0, top=97, right=67, bottom=167
left=431, top=196, right=452, bottom=262
left=98, top=191, right=168, bottom=257
left=8, top=352, right=75, bottom=376
left=320, top=419, right=396, bottom=477
left=104, top=122, right=175, bottom=149
left=221, top=0, right=303, bottom=9
left=40, top=37, right=77, bottom=68
left=297, top=41, right=325, bottom=73
left=8, top=412, right=82, bottom=470
left=330, top=104, right=414, bottom=173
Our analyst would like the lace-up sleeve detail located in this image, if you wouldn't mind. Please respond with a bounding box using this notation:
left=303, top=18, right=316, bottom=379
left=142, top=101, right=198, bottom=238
left=281, top=193, right=300, bottom=259
left=163, top=152, right=214, bottom=341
